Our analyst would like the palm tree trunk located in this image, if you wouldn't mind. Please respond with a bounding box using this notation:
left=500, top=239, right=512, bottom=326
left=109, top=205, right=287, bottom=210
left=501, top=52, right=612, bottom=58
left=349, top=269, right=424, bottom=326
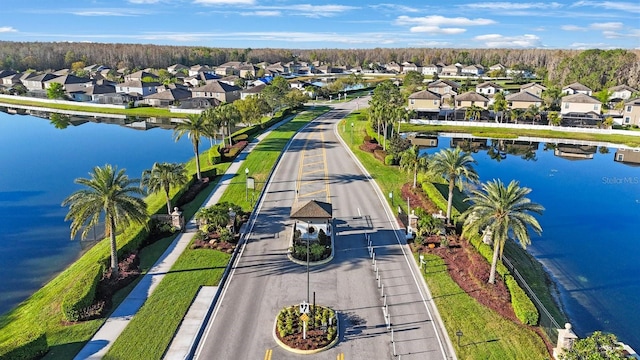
left=447, top=177, right=455, bottom=224
left=193, top=141, right=201, bottom=180
left=165, top=189, right=172, bottom=215
left=413, top=166, right=418, bottom=188
left=488, top=240, right=500, bottom=284
left=109, top=216, right=119, bottom=277
left=228, top=122, right=233, bottom=146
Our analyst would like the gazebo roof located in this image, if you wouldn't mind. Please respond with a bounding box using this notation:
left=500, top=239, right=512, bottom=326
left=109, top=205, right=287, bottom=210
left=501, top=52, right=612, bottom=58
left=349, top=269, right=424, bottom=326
left=290, top=200, right=332, bottom=219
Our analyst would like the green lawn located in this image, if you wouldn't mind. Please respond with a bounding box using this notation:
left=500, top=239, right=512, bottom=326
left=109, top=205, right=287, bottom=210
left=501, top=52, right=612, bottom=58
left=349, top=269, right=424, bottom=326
left=0, top=97, right=190, bottom=118
left=402, top=123, right=640, bottom=148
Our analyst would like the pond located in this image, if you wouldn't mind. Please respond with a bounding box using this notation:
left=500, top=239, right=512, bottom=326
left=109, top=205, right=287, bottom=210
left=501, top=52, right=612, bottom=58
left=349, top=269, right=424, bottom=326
left=419, top=135, right=640, bottom=349
left=0, top=110, right=214, bottom=315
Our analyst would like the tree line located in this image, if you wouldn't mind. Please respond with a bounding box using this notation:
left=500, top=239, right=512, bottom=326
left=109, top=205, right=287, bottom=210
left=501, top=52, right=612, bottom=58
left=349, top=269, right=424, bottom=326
left=0, top=41, right=638, bottom=90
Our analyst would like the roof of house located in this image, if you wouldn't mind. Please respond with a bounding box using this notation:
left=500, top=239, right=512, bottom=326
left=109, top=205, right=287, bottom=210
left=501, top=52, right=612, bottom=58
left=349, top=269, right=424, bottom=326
left=116, top=80, right=161, bottom=88
left=192, top=80, right=240, bottom=93
left=242, top=84, right=266, bottom=94
left=144, top=87, right=192, bottom=101
left=290, top=200, right=333, bottom=219
left=624, top=97, right=640, bottom=105
left=520, top=82, right=547, bottom=91
left=562, top=93, right=601, bottom=104
left=463, top=64, right=484, bottom=70
left=506, top=91, right=543, bottom=102
left=83, top=84, right=116, bottom=95
left=0, top=70, right=17, bottom=78
left=45, top=74, right=92, bottom=85
left=25, top=73, right=58, bottom=82
left=168, top=63, right=188, bottom=71
left=428, top=79, right=460, bottom=88
left=563, top=82, right=592, bottom=91
left=408, top=90, right=440, bottom=100
left=127, top=70, right=159, bottom=80
left=476, top=81, right=502, bottom=89
left=456, top=91, right=489, bottom=102
left=609, top=84, right=637, bottom=92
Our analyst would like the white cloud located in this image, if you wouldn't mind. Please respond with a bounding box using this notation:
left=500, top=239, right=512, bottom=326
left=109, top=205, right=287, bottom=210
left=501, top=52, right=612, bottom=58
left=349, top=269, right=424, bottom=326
left=569, top=41, right=618, bottom=49
left=370, top=4, right=420, bottom=13
left=466, top=2, right=563, bottom=10
left=194, top=0, right=255, bottom=4
left=589, top=22, right=623, bottom=30
left=474, top=34, right=542, bottom=48
left=561, top=25, right=587, bottom=31
left=395, top=15, right=494, bottom=34
left=412, top=40, right=453, bottom=47
left=0, top=26, right=17, bottom=33
left=572, top=1, right=640, bottom=13
left=127, top=0, right=161, bottom=3
left=73, top=10, right=138, bottom=16
left=240, top=11, right=281, bottom=17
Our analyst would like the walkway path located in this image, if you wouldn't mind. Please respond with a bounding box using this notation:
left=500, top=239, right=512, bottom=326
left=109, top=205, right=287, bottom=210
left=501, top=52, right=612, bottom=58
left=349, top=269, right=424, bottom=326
left=74, top=116, right=292, bottom=360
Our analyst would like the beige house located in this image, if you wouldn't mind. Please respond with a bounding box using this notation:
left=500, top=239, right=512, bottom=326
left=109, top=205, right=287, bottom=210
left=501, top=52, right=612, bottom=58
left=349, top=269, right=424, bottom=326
left=506, top=91, right=543, bottom=110
left=427, top=79, right=460, bottom=98
left=622, top=98, right=640, bottom=126
left=462, top=64, right=484, bottom=76
left=407, top=90, right=441, bottom=112
left=455, top=92, right=489, bottom=109
left=562, top=82, right=592, bottom=96
left=614, top=148, right=640, bottom=165
left=520, top=82, right=547, bottom=97
left=441, top=64, right=461, bottom=76
left=191, top=80, right=241, bottom=103
left=401, top=62, right=420, bottom=73
left=609, top=85, right=637, bottom=102
left=561, top=93, right=601, bottom=115
left=422, top=64, right=442, bottom=75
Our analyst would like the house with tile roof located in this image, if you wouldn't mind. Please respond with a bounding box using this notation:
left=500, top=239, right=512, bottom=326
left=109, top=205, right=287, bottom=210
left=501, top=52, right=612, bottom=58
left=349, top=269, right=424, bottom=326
left=455, top=91, right=490, bottom=109
left=506, top=91, right=543, bottom=110
left=143, top=87, right=192, bottom=107
left=560, top=93, right=601, bottom=115
left=191, top=80, right=241, bottom=103
left=407, top=90, right=442, bottom=116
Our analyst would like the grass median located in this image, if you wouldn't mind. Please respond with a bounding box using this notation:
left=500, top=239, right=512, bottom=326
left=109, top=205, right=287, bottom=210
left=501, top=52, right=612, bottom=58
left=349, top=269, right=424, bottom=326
left=103, top=106, right=329, bottom=360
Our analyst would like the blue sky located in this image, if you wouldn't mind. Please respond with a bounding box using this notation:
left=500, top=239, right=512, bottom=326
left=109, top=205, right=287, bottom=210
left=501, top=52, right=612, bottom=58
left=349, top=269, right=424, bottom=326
left=1, top=1, right=639, bottom=49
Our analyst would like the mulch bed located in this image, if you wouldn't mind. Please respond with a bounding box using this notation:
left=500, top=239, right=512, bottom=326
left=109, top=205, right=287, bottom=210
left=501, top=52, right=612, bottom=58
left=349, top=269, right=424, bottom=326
left=276, top=329, right=332, bottom=351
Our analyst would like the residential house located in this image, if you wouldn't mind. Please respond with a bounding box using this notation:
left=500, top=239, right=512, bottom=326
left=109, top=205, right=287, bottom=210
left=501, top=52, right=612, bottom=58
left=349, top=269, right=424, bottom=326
left=401, top=62, right=421, bottom=73
left=407, top=90, right=441, bottom=117
left=1, top=72, right=22, bottom=86
left=125, top=70, right=159, bottom=82
left=427, top=79, right=460, bottom=103
left=562, top=82, right=592, bottom=96
left=609, top=85, right=637, bottom=103
left=44, top=74, right=92, bottom=90
left=441, top=63, right=462, bottom=76
left=314, top=65, right=333, bottom=75
left=220, top=75, right=241, bottom=86
left=238, top=64, right=258, bottom=79
left=115, top=80, right=162, bottom=97
left=266, top=62, right=289, bottom=75
left=22, top=73, right=58, bottom=91
left=422, top=64, right=442, bottom=76
left=191, top=80, right=241, bottom=103
left=520, top=82, right=547, bottom=97
left=561, top=93, right=601, bottom=114
left=505, top=91, right=543, bottom=110
left=622, top=98, right=640, bottom=126
left=143, top=87, right=192, bottom=107
left=167, top=63, right=189, bottom=74
left=385, top=62, right=402, bottom=74
left=240, top=84, right=265, bottom=100
left=614, top=148, right=640, bottom=165
left=189, top=65, right=215, bottom=77
left=215, top=65, right=237, bottom=77
left=554, top=144, right=597, bottom=160
left=461, top=64, right=484, bottom=76
left=69, top=83, right=117, bottom=102
left=290, top=80, right=312, bottom=90
left=489, top=64, right=506, bottom=72
left=455, top=91, right=489, bottom=109
left=0, top=70, right=16, bottom=80
left=475, top=81, right=503, bottom=96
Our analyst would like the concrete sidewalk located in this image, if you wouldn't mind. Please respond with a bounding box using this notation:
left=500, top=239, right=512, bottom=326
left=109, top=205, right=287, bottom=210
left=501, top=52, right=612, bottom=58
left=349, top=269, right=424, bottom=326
left=74, top=117, right=292, bottom=360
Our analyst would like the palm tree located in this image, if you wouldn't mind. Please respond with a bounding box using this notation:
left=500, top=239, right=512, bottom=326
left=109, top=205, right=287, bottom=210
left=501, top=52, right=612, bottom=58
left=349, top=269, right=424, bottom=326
left=215, top=103, right=242, bottom=147
left=428, top=147, right=479, bottom=224
left=460, top=179, right=544, bottom=284
left=493, top=92, right=508, bottom=123
left=141, top=162, right=189, bottom=215
left=196, top=205, right=231, bottom=233
left=464, top=104, right=483, bottom=121
left=524, top=104, right=541, bottom=125
left=547, top=111, right=561, bottom=126
left=174, top=113, right=212, bottom=181
left=400, top=145, right=429, bottom=188
left=62, top=164, right=148, bottom=277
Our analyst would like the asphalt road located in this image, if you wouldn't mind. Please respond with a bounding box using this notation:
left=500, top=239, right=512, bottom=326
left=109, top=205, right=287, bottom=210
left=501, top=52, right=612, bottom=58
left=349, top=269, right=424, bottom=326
left=193, top=99, right=455, bottom=360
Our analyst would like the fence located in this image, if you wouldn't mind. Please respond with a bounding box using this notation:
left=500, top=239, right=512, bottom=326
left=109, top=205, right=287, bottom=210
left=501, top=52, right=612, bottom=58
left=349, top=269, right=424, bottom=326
left=502, top=256, right=561, bottom=344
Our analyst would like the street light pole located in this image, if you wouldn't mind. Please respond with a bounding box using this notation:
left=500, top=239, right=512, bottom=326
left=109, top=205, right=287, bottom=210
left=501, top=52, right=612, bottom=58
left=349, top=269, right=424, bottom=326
left=307, top=222, right=310, bottom=303
left=350, top=122, right=354, bottom=144
left=245, top=168, right=249, bottom=201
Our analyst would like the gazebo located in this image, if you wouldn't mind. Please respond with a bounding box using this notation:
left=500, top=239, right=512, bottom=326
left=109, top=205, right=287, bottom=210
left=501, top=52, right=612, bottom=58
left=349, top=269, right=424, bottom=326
left=290, top=200, right=333, bottom=240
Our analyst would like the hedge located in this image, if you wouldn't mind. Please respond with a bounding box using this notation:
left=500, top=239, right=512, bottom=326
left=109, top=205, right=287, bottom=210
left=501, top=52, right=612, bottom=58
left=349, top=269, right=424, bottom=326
left=421, top=182, right=461, bottom=219
left=505, top=275, right=539, bottom=325
left=467, top=232, right=509, bottom=277
left=0, top=331, right=47, bottom=360
left=61, top=263, right=105, bottom=322
left=208, top=145, right=222, bottom=165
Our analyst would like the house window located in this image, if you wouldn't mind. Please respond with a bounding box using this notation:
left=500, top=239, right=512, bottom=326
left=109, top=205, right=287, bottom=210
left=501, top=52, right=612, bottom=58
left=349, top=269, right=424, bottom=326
left=627, top=105, right=632, bottom=112
left=457, top=101, right=461, bottom=107
left=617, top=154, right=624, bottom=161
left=410, top=99, right=415, bottom=105
left=564, top=103, right=569, bottom=109
left=433, top=100, right=438, bottom=105
left=625, top=117, right=630, bottom=124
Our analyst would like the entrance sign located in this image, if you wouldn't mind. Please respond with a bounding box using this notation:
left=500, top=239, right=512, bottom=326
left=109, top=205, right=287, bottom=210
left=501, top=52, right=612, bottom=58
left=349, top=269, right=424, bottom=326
left=299, top=301, right=310, bottom=314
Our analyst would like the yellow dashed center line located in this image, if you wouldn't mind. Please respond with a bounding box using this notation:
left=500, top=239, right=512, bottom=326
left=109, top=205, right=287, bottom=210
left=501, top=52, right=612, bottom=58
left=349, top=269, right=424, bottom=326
left=264, top=348, right=272, bottom=360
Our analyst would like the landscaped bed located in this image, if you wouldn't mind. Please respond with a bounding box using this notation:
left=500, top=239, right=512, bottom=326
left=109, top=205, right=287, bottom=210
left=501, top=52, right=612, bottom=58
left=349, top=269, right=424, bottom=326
left=275, top=305, right=338, bottom=353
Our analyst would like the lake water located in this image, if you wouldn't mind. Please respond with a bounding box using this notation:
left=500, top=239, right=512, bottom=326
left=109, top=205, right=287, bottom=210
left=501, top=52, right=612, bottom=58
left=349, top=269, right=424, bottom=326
left=0, top=111, right=212, bottom=315
left=420, top=137, right=640, bottom=349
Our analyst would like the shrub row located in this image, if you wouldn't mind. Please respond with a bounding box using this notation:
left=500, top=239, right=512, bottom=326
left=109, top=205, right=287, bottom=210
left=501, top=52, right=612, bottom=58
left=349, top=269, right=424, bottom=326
left=421, top=182, right=461, bottom=219
left=466, top=233, right=539, bottom=325
left=223, top=140, right=248, bottom=159
left=0, top=331, right=47, bottom=360
left=505, top=275, right=539, bottom=325
left=61, top=263, right=105, bottom=322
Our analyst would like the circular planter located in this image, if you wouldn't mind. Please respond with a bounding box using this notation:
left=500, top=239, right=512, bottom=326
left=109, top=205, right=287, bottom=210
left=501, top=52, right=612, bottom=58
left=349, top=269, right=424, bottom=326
left=273, top=305, right=339, bottom=354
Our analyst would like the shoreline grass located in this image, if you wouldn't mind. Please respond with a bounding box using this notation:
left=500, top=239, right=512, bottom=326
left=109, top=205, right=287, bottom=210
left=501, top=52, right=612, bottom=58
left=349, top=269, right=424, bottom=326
left=0, top=97, right=190, bottom=118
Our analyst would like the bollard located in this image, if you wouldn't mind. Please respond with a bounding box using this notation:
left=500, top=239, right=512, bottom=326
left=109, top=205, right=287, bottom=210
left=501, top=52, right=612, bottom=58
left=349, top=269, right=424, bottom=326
left=384, top=294, right=387, bottom=306
left=372, top=253, right=375, bottom=263
left=391, top=328, right=394, bottom=342
left=381, top=283, right=384, bottom=296
left=393, top=341, right=397, bottom=356
left=377, top=277, right=381, bottom=288
left=376, top=267, right=379, bottom=280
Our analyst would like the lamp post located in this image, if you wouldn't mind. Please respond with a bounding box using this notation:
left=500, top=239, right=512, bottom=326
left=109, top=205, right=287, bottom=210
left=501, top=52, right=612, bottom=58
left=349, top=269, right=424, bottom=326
left=456, top=329, right=463, bottom=347
left=389, top=191, right=393, bottom=206
left=228, top=207, right=236, bottom=233
left=245, top=168, right=249, bottom=201
left=307, top=222, right=311, bottom=303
